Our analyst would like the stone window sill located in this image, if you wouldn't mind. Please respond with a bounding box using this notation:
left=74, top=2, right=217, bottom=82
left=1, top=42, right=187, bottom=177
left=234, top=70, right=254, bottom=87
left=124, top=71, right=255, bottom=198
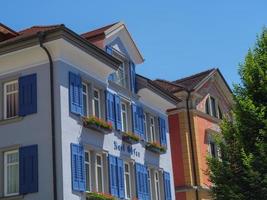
left=0, top=195, right=23, bottom=200
left=0, top=117, right=23, bottom=126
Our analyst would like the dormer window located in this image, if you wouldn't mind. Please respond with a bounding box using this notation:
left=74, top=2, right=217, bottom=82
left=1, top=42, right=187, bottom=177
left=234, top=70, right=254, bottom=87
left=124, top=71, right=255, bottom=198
left=116, top=63, right=126, bottom=87
left=205, top=96, right=223, bottom=119
left=106, top=45, right=136, bottom=91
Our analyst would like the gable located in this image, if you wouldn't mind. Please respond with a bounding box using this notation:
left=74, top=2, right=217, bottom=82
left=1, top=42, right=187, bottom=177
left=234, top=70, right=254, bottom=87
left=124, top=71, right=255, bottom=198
left=196, top=75, right=233, bottom=115
left=104, top=23, right=144, bottom=64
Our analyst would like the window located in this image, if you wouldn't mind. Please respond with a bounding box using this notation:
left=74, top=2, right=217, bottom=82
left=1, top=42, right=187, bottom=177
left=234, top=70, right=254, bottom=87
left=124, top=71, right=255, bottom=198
left=205, top=97, right=210, bottom=115
left=149, top=116, right=156, bottom=142
left=124, top=162, right=131, bottom=199
left=209, top=142, right=217, bottom=158
left=218, top=106, right=223, bottom=119
left=92, top=89, right=101, bottom=118
left=121, top=102, right=128, bottom=132
left=82, top=83, right=89, bottom=116
left=210, top=97, right=217, bottom=117
left=144, top=113, right=148, bottom=139
left=85, top=151, right=91, bottom=192
left=4, top=80, right=19, bottom=119
left=4, top=150, right=19, bottom=196
left=154, top=171, right=161, bottom=200
left=116, top=63, right=126, bottom=87
left=205, top=96, right=223, bottom=119
left=96, top=154, right=104, bottom=192
left=147, top=169, right=152, bottom=197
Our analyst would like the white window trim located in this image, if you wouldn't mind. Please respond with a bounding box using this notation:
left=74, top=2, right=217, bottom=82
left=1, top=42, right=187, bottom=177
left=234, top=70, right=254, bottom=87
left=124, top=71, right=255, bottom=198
left=85, top=150, right=91, bottom=192
left=124, top=162, right=131, bottom=199
left=154, top=170, right=161, bottom=200
left=82, top=82, right=89, bottom=117
left=92, top=88, right=101, bottom=118
left=4, top=80, right=19, bottom=120
left=117, top=63, right=126, bottom=87
left=121, top=102, right=128, bottom=132
left=4, top=150, right=19, bottom=197
left=95, top=153, right=104, bottom=192
left=147, top=168, right=152, bottom=198
left=149, top=116, right=156, bottom=142
left=144, top=113, right=147, bottom=138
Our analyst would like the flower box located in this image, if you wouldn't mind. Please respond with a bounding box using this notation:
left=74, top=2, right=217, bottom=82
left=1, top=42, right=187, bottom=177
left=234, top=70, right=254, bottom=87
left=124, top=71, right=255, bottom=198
left=145, top=142, right=166, bottom=154
left=86, top=192, right=115, bottom=200
left=122, top=132, right=140, bottom=144
left=82, top=116, right=112, bottom=134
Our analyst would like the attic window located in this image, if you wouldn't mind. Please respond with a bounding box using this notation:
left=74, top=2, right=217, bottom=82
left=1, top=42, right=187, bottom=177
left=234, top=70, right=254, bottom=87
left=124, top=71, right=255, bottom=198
left=205, top=96, right=223, bottom=119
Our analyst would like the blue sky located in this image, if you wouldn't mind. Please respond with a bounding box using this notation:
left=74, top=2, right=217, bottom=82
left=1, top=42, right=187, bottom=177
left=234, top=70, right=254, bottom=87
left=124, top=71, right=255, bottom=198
left=2, top=1, right=267, bottom=87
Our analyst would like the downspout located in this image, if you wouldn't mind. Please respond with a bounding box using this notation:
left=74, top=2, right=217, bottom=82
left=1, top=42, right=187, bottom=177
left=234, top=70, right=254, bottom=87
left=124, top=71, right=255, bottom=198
left=38, top=32, right=58, bottom=200
left=186, top=90, right=199, bottom=200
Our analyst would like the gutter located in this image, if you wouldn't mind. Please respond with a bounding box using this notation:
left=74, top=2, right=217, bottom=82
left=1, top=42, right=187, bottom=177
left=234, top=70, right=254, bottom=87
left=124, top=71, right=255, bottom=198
left=38, top=31, right=57, bottom=200
left=186, top=90, right=199, bottom=200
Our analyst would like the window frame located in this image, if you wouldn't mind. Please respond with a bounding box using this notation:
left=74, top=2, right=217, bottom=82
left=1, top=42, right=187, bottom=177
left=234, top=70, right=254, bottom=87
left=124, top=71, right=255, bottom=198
left=205, top=95, right=223, bottom=119
left=143, top=113, right=148, bottom=140
left=4, top=80, right=19, bottom=120
left=149, top=116, right=156, bottom=142
left=154, top=170, right=161, bottom=200
left=92, top=88, right=101, bottom=118
left=121, top=101, right=128, bottom=132
left=124, top=162, right=131, bottom=199
left=4, top=149, right=19, bottom=197
left=147, top=168, right=152, bottom=198
left=95, top=153, right=104, bottom=192
left=84, top=150, right=91, bottom=192
left=82, top=82, right=89, bottom=117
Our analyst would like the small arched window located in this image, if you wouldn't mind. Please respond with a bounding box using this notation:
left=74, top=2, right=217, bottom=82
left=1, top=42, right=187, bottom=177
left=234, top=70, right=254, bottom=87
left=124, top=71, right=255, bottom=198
left=205, top=97, right=210, bottom=115
left=205, top=95, right=223, bottom=119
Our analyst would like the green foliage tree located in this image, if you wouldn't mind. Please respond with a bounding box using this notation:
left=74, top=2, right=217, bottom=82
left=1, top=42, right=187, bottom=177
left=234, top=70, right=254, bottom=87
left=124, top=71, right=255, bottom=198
left=207, top=28, right=267, bottom=200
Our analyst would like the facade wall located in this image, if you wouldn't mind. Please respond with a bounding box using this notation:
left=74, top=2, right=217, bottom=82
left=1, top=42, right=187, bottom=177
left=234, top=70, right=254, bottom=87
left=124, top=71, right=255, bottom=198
left=58, top=61, right=175, bottom=200
left=169, top=110, right=219, bottom=200
left=0, top=64, right=54, bottom=200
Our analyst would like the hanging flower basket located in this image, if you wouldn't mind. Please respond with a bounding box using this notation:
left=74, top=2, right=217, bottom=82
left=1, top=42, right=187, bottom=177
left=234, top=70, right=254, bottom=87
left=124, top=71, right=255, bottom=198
left=82, top=116, right=112, bottom=134
left=122, top=132, right=140, bottom=144
left=145, top=141, right=166, bottom=154
left=86, top=192, right=115, bottom=200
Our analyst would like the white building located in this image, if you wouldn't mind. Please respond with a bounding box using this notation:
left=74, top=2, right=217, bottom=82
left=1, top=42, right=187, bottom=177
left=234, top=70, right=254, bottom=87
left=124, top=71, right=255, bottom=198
left=0, top=22, right=178, bottom=200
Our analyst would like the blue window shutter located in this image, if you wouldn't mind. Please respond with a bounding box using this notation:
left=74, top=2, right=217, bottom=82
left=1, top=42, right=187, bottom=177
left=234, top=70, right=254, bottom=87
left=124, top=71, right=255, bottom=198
left=143, top=166, right=149, bottom=200
left=109, top=155, right=118, bottom=197
left=71, top=143, right=85, bottom=192
left=19, top=145, right=38, bottom=194
left=106, top=91, right=115, bottom=127
left=139, top=107, right=145, bottom=139
left=114, top=95, right=122, bottom=131
left=130, top=61, right=136, bottom=93
left=139, top=165, right=150, bottom=200
left=132, top=104, right=139, bottom=135
left=117, top=158, right=125, bottom=198
left=19, top=74, right=37, bottom=116
left=135, top=163, right=142, bottom=199
left=164, top=172, right=172, bottom=200
left=69, top=72, right=83, bottom=115
left=159, top=117, right=167, bottom=146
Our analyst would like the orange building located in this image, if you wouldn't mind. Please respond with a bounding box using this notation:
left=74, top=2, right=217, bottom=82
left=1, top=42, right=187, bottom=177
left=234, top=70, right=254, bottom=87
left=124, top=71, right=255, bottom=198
left=154, top=69, right=233, bottom=200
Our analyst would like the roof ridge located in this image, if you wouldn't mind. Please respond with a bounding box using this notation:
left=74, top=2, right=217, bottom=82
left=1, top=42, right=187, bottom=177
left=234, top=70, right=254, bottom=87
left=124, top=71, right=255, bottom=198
left=155, top=79, right=187, bottom=90
left=18, top=24, right=64, bottom=34
left=0, top=23, right=18, bottom=35
left=173, top=68, right=216, bottom=83
left=81, top=22, right=119, bottom=38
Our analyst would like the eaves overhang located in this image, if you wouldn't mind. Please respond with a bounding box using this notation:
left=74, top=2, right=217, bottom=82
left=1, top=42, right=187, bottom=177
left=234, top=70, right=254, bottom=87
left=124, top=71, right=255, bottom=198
left=137, top=74, right=181, bottom=105
left=0, top=25, right=122, bottom=70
